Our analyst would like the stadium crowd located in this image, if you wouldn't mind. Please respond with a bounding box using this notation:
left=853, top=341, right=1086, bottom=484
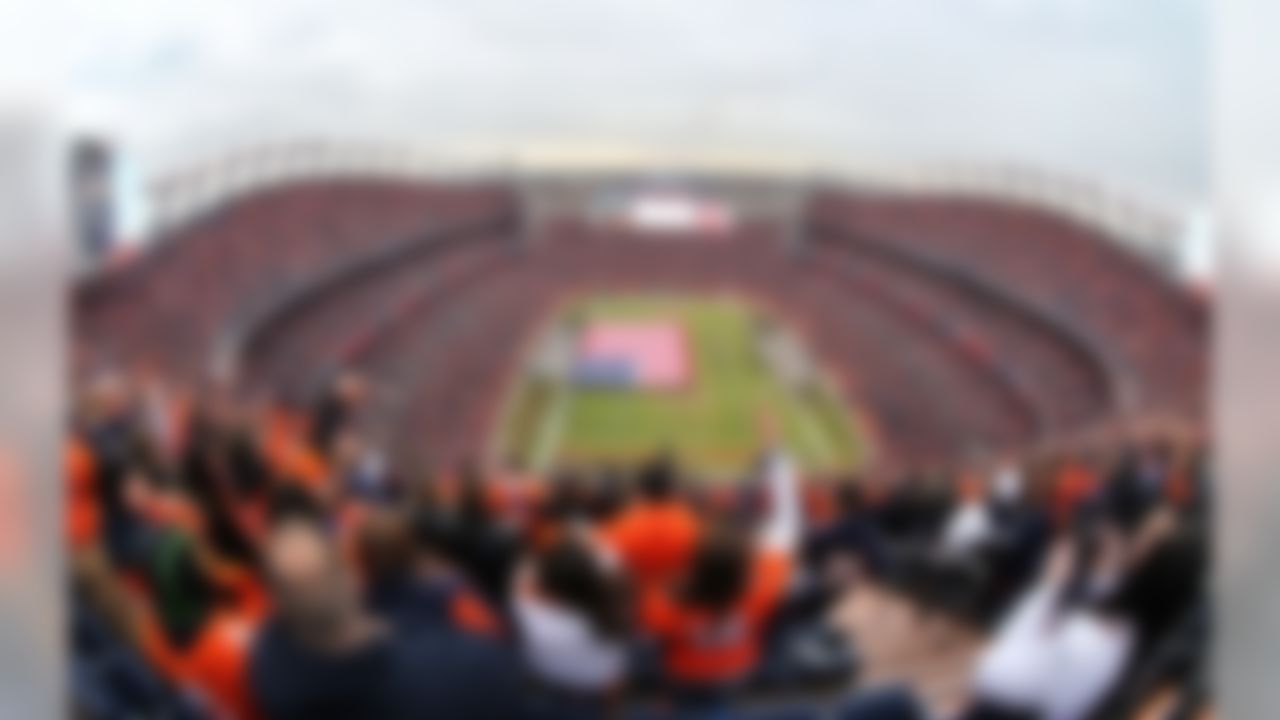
left=68, top=364, right=1209, bottom=720
left=809, top=195, right=1206, bottom=418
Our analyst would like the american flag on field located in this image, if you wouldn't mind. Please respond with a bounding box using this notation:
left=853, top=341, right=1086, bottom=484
left=572, top=321, right=692, bottom=390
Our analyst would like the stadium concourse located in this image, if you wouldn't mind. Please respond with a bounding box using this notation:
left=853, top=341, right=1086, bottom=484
left=69, top=170, right=1209, bottom=719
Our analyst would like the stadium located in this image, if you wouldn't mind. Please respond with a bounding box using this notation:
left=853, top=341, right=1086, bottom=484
left=76, top=151, right=1206, bottom=465
left=66, top=142, right=1210, bottom=720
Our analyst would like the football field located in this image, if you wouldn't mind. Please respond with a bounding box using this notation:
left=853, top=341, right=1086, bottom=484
left=495, top=294, right=866, bottom=479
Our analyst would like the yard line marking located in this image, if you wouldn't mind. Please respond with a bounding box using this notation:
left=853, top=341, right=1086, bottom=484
left=530, top=378, right=572, bottom=472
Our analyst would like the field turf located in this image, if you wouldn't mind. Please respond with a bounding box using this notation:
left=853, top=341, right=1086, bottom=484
left=496, top=294, right=864, bottom=479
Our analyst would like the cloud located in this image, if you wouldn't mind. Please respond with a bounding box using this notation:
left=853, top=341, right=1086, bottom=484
left=1, top=0, right=1207, bottom=208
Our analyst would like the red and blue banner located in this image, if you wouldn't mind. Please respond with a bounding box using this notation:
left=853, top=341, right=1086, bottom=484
left=573, top=321, right=692, bottom=390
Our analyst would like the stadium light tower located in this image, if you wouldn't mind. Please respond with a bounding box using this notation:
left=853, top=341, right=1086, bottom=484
left=782, top=177, right=809, bottom=262
left=70, top=137, right=114, bottom=264
left=514, top=163, right=541, bottom=252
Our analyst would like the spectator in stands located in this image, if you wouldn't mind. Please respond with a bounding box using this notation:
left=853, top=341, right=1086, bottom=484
left=69, top=429, right=268, bottom=720
left=1116, top=503, right=1207, bottom=654
left=131, top=530, right=263, bottom=720
left=938, top=471, right=996, bottom=559
left=1048, top=452, right=1101, bottom=531
left=982, top=460, right=1051, bottom=617
left=66, top=354, right=1209, bottom=719
left=895, top=469, right=995, bottom=624
left=309, top=370, right=370, bottom=460
left=73, top=591, right=207, bottom=719
left=260, top=393, right=334, bottom=508
left=1101, top=439, right=1172, bottom=533
left=250, top=510, right=402, bottom=718
left=536, top=468, right=595, bottom=540
left=77, top=370, right=159, bottom=567
left=250, top=513, right=524, bottom=720
left=872, top=468, right=955, bottom=583
left=585, top=465, right=629, bottom=524
left=807, top=479, right=889, bottom=581
left=450, top=463, right=520, bottom=602
left=962, top=493, right=1205, bottom=720
left=181, top=392, right=265, bottom=566
left=512, top=534, right=629, bottom=713
left=639, top=443, right=801, bottom=709
left=331, top=428, right=395, bottom=504
left=355, top=506, right=414, bottom=613
left=601, top=456, right=702, bottom=590
left=67, top=435, right=103, bottom=559
left=364, top=503, right=502, bottom=637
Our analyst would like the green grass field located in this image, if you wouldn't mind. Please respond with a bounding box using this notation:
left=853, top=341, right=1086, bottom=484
left=496, top=294, right=865, bottom=479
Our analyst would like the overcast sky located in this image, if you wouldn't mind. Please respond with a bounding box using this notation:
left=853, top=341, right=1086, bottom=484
left=2, top=0, right=1207, bottom=232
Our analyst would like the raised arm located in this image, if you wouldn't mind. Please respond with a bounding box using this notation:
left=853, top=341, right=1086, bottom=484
left=756, top=416, right=802, bottom=554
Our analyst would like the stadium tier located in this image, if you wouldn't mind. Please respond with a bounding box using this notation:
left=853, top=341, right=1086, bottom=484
left=75, top=180, right=514, bottom=379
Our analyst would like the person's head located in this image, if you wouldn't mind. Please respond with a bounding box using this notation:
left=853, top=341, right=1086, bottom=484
left=331, top=428, right=366, bottom=474
left=411, top=467, right=444, bottom=510
left=332, top=370, right=370, bottom=411
left=955, top=471, right=985, bottom=504
left=586, top=466, right=627, bottom=522
left=535, top=536, right=626, bottom=637
left=681, top=524, right=751, bottom=612
left=991, top=461, right=1024, bottom=505
left=122, top=463, right=164, bottom=512
left=544, top=468, right=590, bottom=521
left=455, top=460, right=490, bottom=523
left=637, top=455, right=679, bottom=502
left=410, top=504, right=465, bottom=571
left=356, top=507, right=413, bottom=586
left=194, top=375, right=241, bottom=432
left=82, top=368, right=134, bottom=427
left=835, top=478, right=867, bottom=518
left=267, top=483, right=326, bottom=526
left=263, top=516, right=362, bottom=646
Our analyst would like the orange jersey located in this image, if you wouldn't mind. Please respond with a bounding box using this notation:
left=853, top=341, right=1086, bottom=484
left=1052, top=463, right=1099, bottom=528
left=134, top=491, right=206, bottom=537
left=450, top=588, right=502, bottom=637
left=803, top=486, right=838, bottom=526
left=486, top=476, right=544, bottom=529
left=375, top=574, right=505, bottom=639
left=66, top=438, right=101, bottom=549
left=262, top=410, right=330, bottom=493
left=602, top=501, right=701, bottom=589
left=1165, top=470, right=1195, bottom=508
left=140, top=609, right=260, bottom=720
left=274, top=444, right=330, bottom=494
left=641, top=550, right=791, bottom=682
